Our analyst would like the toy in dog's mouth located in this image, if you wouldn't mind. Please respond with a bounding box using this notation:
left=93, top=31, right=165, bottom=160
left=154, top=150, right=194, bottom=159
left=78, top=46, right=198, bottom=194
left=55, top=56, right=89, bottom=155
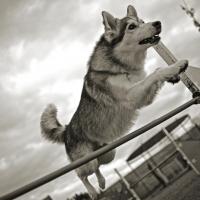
left=139, top=35, right=160, bottom=45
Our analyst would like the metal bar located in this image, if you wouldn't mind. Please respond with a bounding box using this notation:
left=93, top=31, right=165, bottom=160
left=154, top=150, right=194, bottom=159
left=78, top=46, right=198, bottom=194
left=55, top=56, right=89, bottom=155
left=0, top=97, right=199, bottom=200
left=114, top=168, right=141, bottom=200
left=154, top=41, right=200, bottom=97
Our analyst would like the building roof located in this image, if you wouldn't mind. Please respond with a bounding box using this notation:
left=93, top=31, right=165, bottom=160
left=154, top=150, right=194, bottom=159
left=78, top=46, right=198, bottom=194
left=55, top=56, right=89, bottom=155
left=186, top=66, right=200, bottom=90
left=126, top=114, right=189, bottom=162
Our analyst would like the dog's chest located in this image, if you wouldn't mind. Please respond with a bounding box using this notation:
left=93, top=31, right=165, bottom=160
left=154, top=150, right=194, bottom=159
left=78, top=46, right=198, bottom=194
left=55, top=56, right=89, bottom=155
left=98, top=72, right=145, bottom=142
left=107, top=70, right=146, bottom=102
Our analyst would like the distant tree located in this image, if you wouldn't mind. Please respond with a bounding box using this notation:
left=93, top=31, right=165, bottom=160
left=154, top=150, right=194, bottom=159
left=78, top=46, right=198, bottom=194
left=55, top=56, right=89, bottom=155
left=73, top=193, right=91, bottom=200
left=42, top=195, right=53, bottom=200
left=180, top=0, right=200, bottom=32
left=66, top=193, right=91, bottom=200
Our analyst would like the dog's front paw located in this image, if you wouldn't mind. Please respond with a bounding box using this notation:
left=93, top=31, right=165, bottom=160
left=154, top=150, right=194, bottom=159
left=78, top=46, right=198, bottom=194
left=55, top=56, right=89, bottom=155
left=167, top=74, right=181, bottom=84
left=167, top=60, right=188, bottom=84
left=174, top=59, right=188, bottom=73
left=156, top=60, right=188, bottom=83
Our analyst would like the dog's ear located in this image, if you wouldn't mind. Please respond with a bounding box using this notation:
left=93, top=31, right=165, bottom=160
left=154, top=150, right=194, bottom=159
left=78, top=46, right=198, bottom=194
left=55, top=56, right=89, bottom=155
left=102, top=11, right=118, bottom=42
left=127, top=5, right=138, bottom=20
left=102, top=11, right=116, bottom=31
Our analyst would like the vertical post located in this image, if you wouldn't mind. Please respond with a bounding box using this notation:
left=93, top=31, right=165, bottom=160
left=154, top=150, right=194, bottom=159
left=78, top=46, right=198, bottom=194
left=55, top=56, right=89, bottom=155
left=174, top=157, right=185, bottom=171
left=114, top=168, right=141, bottom=200
left=127, top=162, right=150, bottom=193
left=145, top=150, right=169, bottom=186
left=162, top=128, right=200, bottom=175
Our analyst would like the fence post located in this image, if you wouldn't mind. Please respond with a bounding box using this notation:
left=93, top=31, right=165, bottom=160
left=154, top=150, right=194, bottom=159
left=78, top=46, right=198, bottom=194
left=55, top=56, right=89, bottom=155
left=126, top=162, right=150, bottom=193
left=114, top=168, right=141, bottom=200
left=162, top=127, right=200, bottom=175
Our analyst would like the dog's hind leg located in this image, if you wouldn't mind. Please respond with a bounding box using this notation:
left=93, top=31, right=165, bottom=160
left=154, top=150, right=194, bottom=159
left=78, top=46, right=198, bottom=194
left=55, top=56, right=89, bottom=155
left=98, top=148, right=116, bottom=165
left=81, top=176, right=98, bottom=200
left=96, top=149, right=116, bottom=190
left=95, top=168, right=106, bottom=190
left=70, top=141, right=100, bottom=199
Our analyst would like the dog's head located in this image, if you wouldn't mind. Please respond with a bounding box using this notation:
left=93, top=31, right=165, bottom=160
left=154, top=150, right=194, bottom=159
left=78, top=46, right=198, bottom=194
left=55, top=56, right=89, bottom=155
left=102, top=5, right=161, bottom=54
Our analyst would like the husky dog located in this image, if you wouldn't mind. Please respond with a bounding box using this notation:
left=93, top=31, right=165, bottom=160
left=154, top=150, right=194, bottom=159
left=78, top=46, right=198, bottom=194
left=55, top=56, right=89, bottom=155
left=40, top=5, right=188, bottom=199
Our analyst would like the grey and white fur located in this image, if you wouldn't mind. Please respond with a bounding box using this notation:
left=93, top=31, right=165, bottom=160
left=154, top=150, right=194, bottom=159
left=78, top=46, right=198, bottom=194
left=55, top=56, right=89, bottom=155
left=40, top=5, right=188, bottom=199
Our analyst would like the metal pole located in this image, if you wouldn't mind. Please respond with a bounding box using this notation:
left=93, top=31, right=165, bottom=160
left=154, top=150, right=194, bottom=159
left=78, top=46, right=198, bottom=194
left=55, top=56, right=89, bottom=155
left=114, top=168, right=141, bottom=200
left=154, top=41, right=200, bottom=97
left=0, top=97, right=199, bottom=200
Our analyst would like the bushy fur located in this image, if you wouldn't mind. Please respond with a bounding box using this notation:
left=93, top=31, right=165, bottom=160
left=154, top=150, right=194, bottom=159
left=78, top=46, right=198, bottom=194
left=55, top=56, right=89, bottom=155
left=40, top=5, right=188, bottom=199
left=40, top=104, right=65, bottom=143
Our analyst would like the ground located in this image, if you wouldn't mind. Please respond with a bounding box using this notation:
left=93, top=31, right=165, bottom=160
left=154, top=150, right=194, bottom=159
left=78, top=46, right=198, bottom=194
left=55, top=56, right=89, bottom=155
left=147, top=170, right=200, bottom=200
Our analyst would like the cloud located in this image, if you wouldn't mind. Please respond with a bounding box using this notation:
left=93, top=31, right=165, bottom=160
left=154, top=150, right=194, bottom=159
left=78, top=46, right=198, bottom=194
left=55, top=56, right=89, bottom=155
left=0, top=158, right=9, bottom=170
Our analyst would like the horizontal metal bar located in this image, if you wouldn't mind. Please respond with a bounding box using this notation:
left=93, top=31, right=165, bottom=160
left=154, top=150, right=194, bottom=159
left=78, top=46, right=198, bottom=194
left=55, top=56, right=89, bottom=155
left=154, top=41, right=200, bottom=97
left=0, top=97, right=199, bottom=200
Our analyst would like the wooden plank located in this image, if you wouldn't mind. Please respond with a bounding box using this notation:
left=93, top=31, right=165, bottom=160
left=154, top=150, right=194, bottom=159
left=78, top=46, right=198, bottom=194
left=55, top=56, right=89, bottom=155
left=154, top=41, right=200, bottom=97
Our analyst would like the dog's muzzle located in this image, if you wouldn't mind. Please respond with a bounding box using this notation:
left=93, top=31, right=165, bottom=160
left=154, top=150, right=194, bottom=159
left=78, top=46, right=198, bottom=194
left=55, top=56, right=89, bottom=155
left=139, top=21, right=161, bottom=45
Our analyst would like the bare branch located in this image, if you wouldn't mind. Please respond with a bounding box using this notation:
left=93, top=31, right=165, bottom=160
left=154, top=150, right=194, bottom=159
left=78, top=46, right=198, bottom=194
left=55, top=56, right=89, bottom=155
left=180, top=0, right=200, bottom=32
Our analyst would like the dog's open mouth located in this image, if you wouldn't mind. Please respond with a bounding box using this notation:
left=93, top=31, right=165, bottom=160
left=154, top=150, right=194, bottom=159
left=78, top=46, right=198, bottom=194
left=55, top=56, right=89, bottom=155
left=139, top=35, right=160, bottom=45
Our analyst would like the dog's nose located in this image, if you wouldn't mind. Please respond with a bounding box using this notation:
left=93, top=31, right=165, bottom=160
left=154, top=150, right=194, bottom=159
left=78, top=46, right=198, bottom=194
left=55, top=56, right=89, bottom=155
left=152, top=21, right=161, bottom=29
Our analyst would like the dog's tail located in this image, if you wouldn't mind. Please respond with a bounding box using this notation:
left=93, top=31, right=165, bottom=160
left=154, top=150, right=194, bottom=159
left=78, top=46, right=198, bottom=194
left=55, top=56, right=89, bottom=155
left=40, top=104, right=65, bottom=144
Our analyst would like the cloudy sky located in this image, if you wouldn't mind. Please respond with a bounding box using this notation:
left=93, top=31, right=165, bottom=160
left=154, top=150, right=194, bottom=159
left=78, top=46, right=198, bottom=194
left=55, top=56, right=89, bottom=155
left=0, top=0, right=200, bottom=199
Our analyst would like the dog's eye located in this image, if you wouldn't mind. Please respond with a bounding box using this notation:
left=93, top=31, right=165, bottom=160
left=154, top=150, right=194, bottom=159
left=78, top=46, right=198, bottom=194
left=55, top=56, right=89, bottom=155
left=128, top=23, right=137, bottom=30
